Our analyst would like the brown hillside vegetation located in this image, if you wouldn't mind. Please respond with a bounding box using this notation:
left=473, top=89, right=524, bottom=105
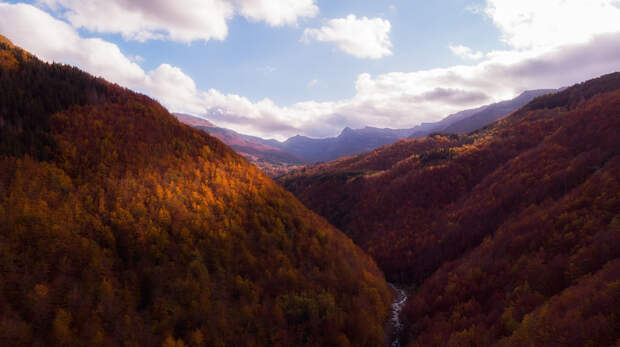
left=280, top=72, right=620, bottom=346
left=0, top=36, right=391, bottom=346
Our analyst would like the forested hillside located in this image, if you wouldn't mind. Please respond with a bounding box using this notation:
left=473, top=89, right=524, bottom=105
left=0, top=35, right=391, bottom=347
left=280, top=72, right=620, bottom=346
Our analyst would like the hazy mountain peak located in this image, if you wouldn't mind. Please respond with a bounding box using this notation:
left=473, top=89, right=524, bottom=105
left=339, top=126, right=355, bottom=136
left=172, top=112, right=215, bottom=128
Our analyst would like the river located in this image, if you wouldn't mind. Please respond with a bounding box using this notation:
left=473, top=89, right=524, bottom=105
left=388, top=283, right=408, bottom=347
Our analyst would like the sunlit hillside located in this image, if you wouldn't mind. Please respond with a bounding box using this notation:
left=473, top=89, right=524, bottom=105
left=0, top=35, right=391, bottom=347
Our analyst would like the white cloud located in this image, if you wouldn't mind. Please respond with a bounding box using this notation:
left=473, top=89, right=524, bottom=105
left=37, top=0, right=319, bottom=43
left=307, top=79, right=319, bottom=88
left=38, top=0, right=233, bottom=42
left=449, top=44, right=484, bottom=60
left=302, top=15, right=392, bottom=59
left=0, top=2, right=145, bottom=84
left=2, top=0, right=620, bottom=141
left=485, top=0, right=620, bottom=50
left=237, top=0, right=318, bottom=26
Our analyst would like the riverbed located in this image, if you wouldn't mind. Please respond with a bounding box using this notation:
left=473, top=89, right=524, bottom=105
left=388, top=283, right=408, bottom=347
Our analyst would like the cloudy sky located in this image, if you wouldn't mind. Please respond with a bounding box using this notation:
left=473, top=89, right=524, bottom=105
left=1, top=0, right=620, bottom=140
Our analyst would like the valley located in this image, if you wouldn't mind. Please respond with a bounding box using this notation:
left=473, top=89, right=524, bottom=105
left=280, top=72, right=620, bottom=346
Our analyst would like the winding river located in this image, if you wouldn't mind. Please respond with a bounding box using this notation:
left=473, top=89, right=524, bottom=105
left=388, top=283, right=408, bottom=347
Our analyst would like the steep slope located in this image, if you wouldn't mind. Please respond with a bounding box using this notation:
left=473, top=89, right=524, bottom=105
left=0, top=35, right=391, bottom=347
left=280, top=72, right=620, bottom=346
left=404, top=157, right=620, bottom=346
left=408, top=89, right=554, bottom=138
left=173, top=113, right=305, bottom=176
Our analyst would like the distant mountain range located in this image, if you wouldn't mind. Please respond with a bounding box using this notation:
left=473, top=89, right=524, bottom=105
left=408, top=89, right=556, bottom=138
left=274, top=126, right=414, bottom=163
left=178, top=89, right=555, bottom=167
left=176, top=112, right=414, bottom=166
left=272, top=89, right=556, bottom=163
left=173, top=113, right=305, bottom=176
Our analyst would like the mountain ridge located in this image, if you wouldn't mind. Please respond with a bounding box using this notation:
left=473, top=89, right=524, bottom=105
left=173, top=113, right=305, bottom=176
left=263, top=89, right=555, bottom=164
left=175, top=90, right=556, bottom=166
left=408, top=89, right=556, bottom=138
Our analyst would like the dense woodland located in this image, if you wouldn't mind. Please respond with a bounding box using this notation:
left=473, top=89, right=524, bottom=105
left=0, top=36, right=392, bottom=346
left=281, top=73, right=620, bottom=346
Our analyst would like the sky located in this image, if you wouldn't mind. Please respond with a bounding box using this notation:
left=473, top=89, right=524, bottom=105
left=1, top=0, right=620, bottom=140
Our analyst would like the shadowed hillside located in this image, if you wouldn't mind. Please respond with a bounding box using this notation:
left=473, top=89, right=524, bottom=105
left=0, top=35, right=391, bottom=347
left=280, top=72, right=620, bottom=346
